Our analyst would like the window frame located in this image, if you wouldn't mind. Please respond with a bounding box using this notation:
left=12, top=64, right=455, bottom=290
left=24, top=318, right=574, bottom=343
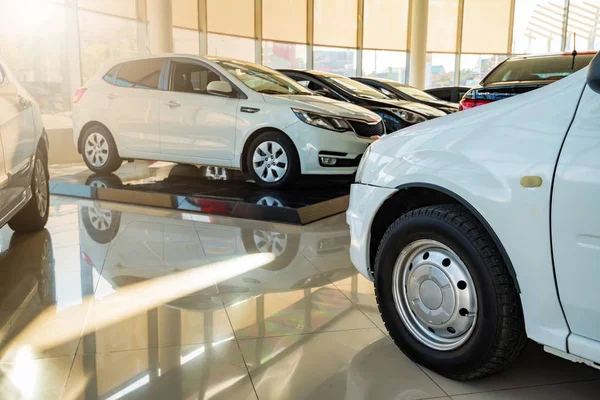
left=106, top=58, right=169, bottom=91
left=164, top=58, right=245, bottom=99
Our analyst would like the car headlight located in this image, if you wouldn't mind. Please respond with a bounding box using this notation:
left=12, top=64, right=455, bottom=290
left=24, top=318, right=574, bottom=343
left=292, top=108, right=351, bottom=132
left=391, top=109, right=427, bottom=124
left=355, top=145, right=372, bottom=183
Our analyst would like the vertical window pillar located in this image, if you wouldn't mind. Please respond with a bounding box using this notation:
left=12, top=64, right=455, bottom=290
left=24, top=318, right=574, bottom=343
left=146, top=0, right=173, bottom=54
left=408, top=0, right=429, bottom=89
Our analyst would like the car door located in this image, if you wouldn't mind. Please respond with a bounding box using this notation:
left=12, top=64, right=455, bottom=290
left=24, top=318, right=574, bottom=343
left=551, top=84, right=600, bottom=362
left=0, top=61, right=36, bottom=212
left=159, top=59, right=239, bottom=162
left=108, top=59, right=165, bottom=155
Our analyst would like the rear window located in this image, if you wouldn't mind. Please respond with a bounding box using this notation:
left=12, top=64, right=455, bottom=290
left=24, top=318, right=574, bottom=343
left=483, top=54, right=594, bottom=84
left=103, top=65, right=120, bottom=84
left=115, top=59, right=165, bottom=89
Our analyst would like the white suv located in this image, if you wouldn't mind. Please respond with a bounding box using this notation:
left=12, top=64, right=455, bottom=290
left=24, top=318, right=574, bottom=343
left=347, top=54, right=600, bottom=379
left=73, top=55, right=382, bottom=188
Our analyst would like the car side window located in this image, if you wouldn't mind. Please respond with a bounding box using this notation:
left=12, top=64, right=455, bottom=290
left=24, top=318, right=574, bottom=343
left=103, top=65, right=120, bottom=85
left=115, top=59, right=164, bottom=89
left=170, top=61, right=224, bottom=95
left=378, top=87, right=395, bottom=98
left=290, top=75, right=338, bottom=99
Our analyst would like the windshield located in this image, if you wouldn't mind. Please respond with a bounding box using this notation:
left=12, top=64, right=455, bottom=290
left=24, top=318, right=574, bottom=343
left=323, top=76, right=390, bottom=100
left=385, top=81, right=439, bottom=101
left=483, top=54, right=594, bottom=84
left=213, top=59, right=311, bottom=95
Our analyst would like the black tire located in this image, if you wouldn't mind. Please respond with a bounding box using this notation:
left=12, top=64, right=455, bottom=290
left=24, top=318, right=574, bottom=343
left=81, top=124, right=122, bottom=175
left=81, top=206, right=121, bottom=244
left=374, top=205, right=527, bottom=380
left=241, top=228, right=299, bottom=271
left=246, top=131, right=300, bottom=189
left=8, top=148, right=49, bottom=232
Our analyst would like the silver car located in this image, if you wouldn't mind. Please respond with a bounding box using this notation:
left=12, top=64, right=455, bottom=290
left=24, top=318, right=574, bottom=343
left=0, top=56, right=49, bottom=231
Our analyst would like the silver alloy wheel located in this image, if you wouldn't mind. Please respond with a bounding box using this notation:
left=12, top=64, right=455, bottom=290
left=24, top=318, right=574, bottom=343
left=252, top=141, right=288, bottom=183
left=88, top=180, right=108, bottom=188
left=253, top=230, right=287, bottom=257
left=34, top=158, right=48, bottom=218
left=87, top=207, right=112, bottom=231
left=84, top=132, right=110, bottom=168
left=256, top=196, right=283, bottom=207
left=392, top=239, right=478, bottom=351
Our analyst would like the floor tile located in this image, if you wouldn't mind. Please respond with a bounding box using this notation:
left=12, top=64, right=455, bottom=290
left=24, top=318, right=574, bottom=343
left=238, top=329, right=446, bottom=400
left=451, top=379, right=600, bottom=399
left=0, top=356, right=73, bottom=400
left=64, top=342, right=257, bottom=400
left=223, top=286, right=377, bottom=339
left=423, top=342, right=600, bottom=396
left=79, top=296, right=235, bottom=354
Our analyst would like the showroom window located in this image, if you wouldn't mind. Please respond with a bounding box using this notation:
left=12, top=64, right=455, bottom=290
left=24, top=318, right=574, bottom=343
left=512, top=0, right=566, bottom=54
left=173, top=28, right=200, bottom=54
left=313, top=46, right=357, bottom=77
left=462, top=0, right=512, bottom=54
left=262, top=0, right=307, bottom=44
left=362, top=50, right=407, bottom=83
left=262, top=41, right=307, bottom=70
left=314, top=0, right=358, bottom=48
left=207, top=33, right=255, bottom=62
left=565, top=0, right=600, bottom=51
left=363, top=0, right=409, bottom=51
left=425, top=53, right=457, bottom=88
left=77, top=0, right=137, bottom=19
left=207, top=0, right=254, bottom=38
left=78, top=10, right=138, bottom=83
left=115, top=59, right=164, bottom=89
left=459, top=54, right=507, bottom=86
left=427, top=0, right=459, bottom=54
left=0, top=0, right=71, bottom=115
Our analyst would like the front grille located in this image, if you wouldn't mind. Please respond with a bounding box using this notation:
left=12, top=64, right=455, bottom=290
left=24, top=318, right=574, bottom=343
left=349, top=120, right=385, bottom=138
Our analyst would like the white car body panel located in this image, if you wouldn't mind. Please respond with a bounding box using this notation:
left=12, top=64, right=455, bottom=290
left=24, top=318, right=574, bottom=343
left=349, top=69, right=592, bottom=353
left=73, top=54, right=380, bottom=176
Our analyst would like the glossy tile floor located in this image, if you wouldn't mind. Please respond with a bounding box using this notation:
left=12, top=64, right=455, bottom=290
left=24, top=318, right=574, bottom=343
left=1, top=196, right=599, bottom=399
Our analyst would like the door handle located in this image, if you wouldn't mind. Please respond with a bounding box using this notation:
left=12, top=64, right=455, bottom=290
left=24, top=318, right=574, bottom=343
left=107, top=93, right=119, bottom=100
left=167, top=100, right=181, bottom=108
left=18, top=96, right=30, bottom=109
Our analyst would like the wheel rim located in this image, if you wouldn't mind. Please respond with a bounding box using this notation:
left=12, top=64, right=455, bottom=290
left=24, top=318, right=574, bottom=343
left=256, top=196, right=283, bottom=207
left=252, top=141, right=288, bottom=183
left=84, top=132, right=110, bottom=168
left=34, top=158, right=48, bottom=218
left=88, top=180, right=108, bottom=188
left=88, top=207, right=112, bottom=231
left=253, top=230, right=287, bottom=257
left=392, top=239, right=478, bottom=351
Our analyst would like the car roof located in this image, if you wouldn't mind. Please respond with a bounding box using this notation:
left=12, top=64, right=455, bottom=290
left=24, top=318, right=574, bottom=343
left=506, top=51, right=597, bottom=61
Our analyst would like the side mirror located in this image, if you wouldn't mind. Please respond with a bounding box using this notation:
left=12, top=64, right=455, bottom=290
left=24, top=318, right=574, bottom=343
left=207, top=81, right=233, bottom=96
left=586, top=52, right=600, bottom=93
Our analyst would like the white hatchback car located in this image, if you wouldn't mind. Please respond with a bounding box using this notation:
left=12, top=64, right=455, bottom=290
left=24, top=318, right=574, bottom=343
left=347, top=54, right=600, bottom=379
left=73, top=55, right=382, bottom=188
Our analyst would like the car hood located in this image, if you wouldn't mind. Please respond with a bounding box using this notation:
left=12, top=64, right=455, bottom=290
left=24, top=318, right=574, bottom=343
left=263, top=94, right=381, bottom=123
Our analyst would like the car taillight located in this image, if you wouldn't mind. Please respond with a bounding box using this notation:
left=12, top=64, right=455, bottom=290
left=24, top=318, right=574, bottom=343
left=73, top=88, right=87, bottom=104
left=458, top=98, right=493, bottom=111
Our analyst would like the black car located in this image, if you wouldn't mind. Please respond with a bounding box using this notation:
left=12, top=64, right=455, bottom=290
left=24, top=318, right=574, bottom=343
left=353, top=77, right=459, bottom=114
left=279, top=69, right=446, bottom=134
left=459, top=51, right=596, bottom=110
left=424, top=86, right=470, bottom=103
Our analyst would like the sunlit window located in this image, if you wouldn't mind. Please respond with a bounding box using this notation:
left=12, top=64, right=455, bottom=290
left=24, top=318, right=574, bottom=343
left=425, top=53, right=456, bottom=88
left=362, top=50, right=407, bottom=83
left=262, top=41, right=307, bottom=69
left=314, top=0, right=358, bottom=48
left=512, top=0, right=566, bottom=54
left=363, top=0, right=409, bottom=51
left=462, top=0, right=512, bottom=54
left=262, top=0, right=307, bottom=44
left=566, top=0, right=600, bottom=51
left=313, top=46, right=357, bottom=77
left=207, top=33, right=255, bottom=63
left=173, top=28, right=200, bottom=54
left=427, top=0, right=459, bottom=53
left=459, top=54, right=507, bottom=86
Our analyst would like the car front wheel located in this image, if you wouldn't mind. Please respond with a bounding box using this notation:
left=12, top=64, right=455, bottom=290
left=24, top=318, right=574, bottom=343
left=374, top=205, right=527, bottom=380
left=247, top=131, right=300, bottom=189
left=81, top=125, right=122, bottom=175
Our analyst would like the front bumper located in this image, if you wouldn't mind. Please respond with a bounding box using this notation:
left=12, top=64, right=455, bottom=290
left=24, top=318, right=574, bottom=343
left=346, top=183, right=398, bottom=280
left=284, top=121, right=374, bottom=175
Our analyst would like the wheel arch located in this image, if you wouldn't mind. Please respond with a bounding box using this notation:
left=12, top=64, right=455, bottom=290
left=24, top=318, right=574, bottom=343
left=369, top=183, right=519, bottom=291
left=239, top=127, right=298, bottom=173
left=77, top=121, right=113, bottom=154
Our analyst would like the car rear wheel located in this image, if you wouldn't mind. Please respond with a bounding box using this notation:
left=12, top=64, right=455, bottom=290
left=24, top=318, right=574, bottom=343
left=8, top=148, right=49, bottom=232
left=247, top=132, right=300, bottom=189
left=374, top=205, right=527, bottom=380
left=81, top=125, right=122, bottom=175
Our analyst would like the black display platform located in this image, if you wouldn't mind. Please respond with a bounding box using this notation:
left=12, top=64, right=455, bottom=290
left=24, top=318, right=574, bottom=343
left=49, top=162, right=351, bottom=225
